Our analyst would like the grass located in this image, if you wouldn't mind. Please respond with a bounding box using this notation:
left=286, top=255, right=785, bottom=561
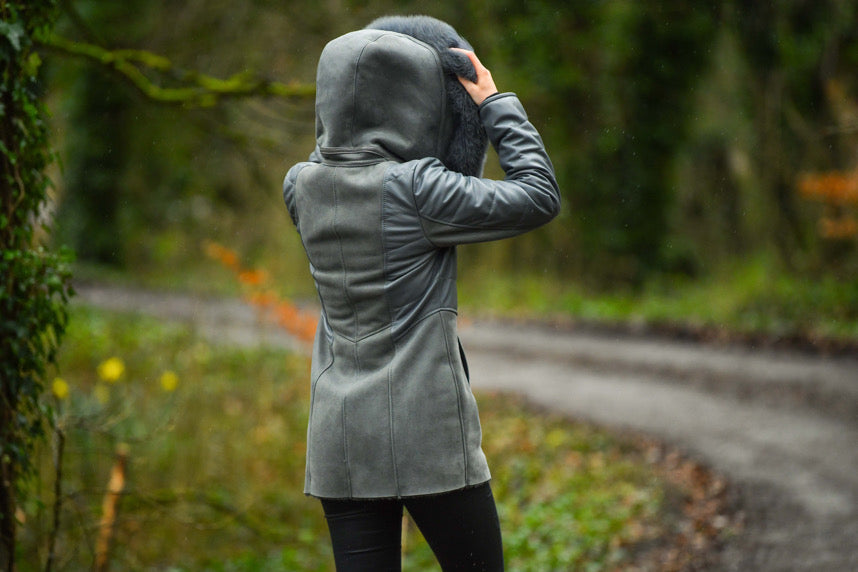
left=21, top=307, right=326, bottom=571
left=17, top=305, right=691, bottom=571
left=72, top=228, right=858, bottom=346
left=405, top=395, right=670, bottom=571
left=457, top=255, right=858, bottom=344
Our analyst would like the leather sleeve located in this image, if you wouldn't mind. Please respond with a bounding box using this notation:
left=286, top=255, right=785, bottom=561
left=282, top=148, right=323, bottom=227
left=282, top=164, right=305, bottom=227
left=411, top=93, right=560, bottom=246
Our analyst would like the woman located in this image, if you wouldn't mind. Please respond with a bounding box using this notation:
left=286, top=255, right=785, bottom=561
left=282, top=15, right=560, bottom=571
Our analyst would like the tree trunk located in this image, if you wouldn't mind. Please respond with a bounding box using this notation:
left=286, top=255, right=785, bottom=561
left=0, top=391, right=16, bottom=571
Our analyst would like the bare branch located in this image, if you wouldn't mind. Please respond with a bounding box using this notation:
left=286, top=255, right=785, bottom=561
left=38, top=34, right=315, bottom=107
left=44, top=427, right=64, bottom=572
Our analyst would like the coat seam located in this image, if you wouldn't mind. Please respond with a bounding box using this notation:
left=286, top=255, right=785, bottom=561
left=333, top=325, right=393, bottom=344
left=305, top=349, right=335, bottom=492
left=305, top=376, right=317, bottom=491
left=408, top=162, right=443, bottom=249
left=331, top=170, right=359, bottom=338
left=420, top=213, right=533, bottom=232
left=380, top=171, right=401, bottom=497
left=342, top=397, right=352, bottom=497
left=391, top=306, right=458, bottom=343
left=380, top=168, right=397, bottom=332
left=387, top=366, right=400, bottom=496
left=440, top=312, right=469, bottom=480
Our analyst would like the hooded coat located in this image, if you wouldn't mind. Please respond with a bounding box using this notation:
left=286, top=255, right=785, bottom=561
left=283, top=18, right=560, bottom=499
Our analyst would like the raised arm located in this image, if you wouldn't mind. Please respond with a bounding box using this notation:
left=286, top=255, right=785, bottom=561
left=412, top=51, right=560, bottom=246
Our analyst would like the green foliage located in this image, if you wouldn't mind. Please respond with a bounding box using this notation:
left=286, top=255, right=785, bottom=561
left=400, top=394, right=667, bottom=570
left=483, top=398, right=664, bottom=570
left=45, top=0, right=858, bottom=295
left=45, top=0, right=312, bottom=270
left=19, top=307, right=327, bottom=570
left=16, top=306, right=677, bottom=570
left=34, top=0, right=858, bottom=346
left=459, top=254, right=858, bottom=342
left=0, top=0, right=72, bottom=565
left=47, top=0, right=321, bottom=273
left=459, top=1, right=720, bottom=284
left=54, top=63, right=131, bottom=265
left=722, top=0, right=858, bottom=265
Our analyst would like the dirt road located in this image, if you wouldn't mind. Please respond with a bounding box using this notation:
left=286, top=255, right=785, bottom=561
left=462, top=321, right=858, bottom=571
left=76, top=285, right=858, bottom=571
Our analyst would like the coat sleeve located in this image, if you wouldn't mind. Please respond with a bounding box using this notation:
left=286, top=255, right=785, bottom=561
left=282, top=165, right=303, bottom=227
left=282, top=147, right=323, bottom=227
left=411, top=93, right=560, bottom=247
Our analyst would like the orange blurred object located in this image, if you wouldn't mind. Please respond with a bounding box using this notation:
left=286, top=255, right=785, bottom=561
left=797, top=170, right=858, bottom=239
left=205, top=240, right=317, bottom=343
left=798, top=171, right=858, bottom=206
left=819, top=216, right=858, bottom=239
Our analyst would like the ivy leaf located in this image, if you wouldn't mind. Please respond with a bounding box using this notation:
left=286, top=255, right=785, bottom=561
left=24, top=52, right=42, bottom=76
left=0, top=21, right=25, bottom=52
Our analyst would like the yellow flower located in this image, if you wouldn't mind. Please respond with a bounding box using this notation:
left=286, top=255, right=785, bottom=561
left=97, top=357, right=125, bottom=383
left=160, top=370, right=179, bottom=392
left=52, top=378, right=70, bottom=400
left=94, top=384, right=110, bottom=405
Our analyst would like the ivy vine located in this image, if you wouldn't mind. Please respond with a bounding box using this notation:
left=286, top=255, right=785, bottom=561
left=0, top=1, right=73, bottom=568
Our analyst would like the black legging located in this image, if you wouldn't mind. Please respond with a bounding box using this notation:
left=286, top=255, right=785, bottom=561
left=320, top=482, right=504, bottom=571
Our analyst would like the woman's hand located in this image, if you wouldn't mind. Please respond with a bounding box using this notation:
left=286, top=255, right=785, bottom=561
left=451, top=48, right=498, bottom=105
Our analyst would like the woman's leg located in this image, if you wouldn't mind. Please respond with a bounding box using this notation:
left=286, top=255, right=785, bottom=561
left=320, top=497, right=404, bottom=572
left=404, top=482, right=504, bottom=571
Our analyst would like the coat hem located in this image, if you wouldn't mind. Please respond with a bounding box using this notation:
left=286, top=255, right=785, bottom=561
left=303, top=478, right=491, bottom=501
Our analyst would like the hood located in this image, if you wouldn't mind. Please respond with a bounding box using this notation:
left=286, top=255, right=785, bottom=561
left=314, top=16, right=488, bottom=176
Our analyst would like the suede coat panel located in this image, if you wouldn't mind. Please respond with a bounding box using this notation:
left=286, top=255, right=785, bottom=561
left=283, top=22, right=560, bottom=499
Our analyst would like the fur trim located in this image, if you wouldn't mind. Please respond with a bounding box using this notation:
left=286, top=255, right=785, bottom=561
left=366, top=15, right=489, bottom=176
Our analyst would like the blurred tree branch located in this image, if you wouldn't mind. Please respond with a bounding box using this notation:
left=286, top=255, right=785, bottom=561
left=126, top=488, right=294, bottom=543
left=38, top=34, right=315, bottom=106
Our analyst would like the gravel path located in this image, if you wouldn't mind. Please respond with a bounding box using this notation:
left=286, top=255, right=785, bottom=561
left=75, top=285, right=858, bottom=571
left=462, top=321, right=858, bottom=571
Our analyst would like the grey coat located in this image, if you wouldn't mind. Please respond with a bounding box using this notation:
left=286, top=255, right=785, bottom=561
left=283, top=25, right=560, bottom=499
